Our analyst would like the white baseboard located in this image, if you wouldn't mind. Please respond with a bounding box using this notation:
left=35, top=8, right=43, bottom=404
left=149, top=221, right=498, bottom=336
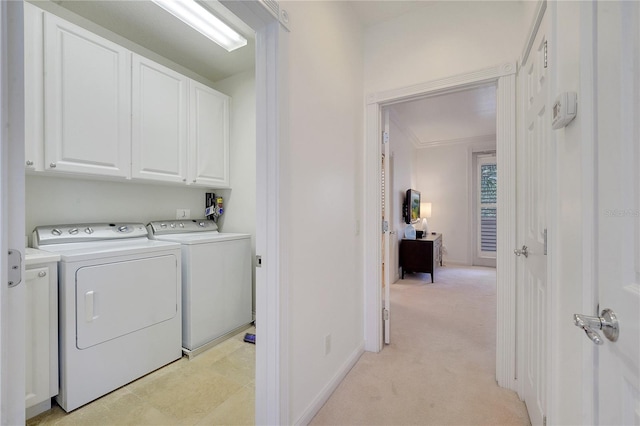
left=294, top=342, right=365, bottom=425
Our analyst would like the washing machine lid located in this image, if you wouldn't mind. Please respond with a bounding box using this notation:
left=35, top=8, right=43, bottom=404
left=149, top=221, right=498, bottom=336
left=151, top=232, right=250, bottom=244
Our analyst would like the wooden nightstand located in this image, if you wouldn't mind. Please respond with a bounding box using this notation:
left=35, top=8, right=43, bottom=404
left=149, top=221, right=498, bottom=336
left=399, top=233, right=442, bottom=283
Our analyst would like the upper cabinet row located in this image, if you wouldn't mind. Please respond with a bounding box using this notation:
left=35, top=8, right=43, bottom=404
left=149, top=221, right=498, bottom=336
left=24, top=4, right=230, bottom=188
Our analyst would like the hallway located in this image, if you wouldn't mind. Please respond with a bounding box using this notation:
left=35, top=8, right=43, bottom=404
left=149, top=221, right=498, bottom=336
left=311, top=266, right=530, bottom=425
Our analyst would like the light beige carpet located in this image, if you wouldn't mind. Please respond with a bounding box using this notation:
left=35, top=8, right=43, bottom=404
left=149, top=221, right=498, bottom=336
left=310, top=266, right=531, bottom=426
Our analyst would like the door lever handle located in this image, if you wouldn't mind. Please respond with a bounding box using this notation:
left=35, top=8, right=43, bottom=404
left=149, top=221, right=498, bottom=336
left=573, top=309, right=619, bottom=345
left=514, top=245, right=529, bottom=258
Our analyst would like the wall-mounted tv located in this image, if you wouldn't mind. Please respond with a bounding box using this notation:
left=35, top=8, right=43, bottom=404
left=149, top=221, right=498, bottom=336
left=403, top=189, right=421, bottom=224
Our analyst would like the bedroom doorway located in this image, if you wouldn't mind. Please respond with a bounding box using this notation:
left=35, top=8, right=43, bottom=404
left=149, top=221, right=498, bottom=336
left=364, top=62, right=519, bottom=392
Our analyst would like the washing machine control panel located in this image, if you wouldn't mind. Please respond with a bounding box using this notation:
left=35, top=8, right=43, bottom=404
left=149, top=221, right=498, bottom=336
left=147, top=219, right=218, bottom=236
left=33, top=223, right=148, bottom=247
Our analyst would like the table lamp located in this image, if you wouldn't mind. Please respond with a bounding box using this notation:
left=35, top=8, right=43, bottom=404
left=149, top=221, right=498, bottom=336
left=421, top=202, right=432, bottom=235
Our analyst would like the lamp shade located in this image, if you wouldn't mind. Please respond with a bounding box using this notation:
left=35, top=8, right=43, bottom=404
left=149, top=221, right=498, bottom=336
left=421, top=202, right=432, bottom=218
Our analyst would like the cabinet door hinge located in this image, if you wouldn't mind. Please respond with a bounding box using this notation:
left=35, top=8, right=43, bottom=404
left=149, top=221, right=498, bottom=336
left=7, top=249, right=22, bottom=288
left=543, top=229, right=548, bottom=255
left=382, top=220, right=389, bottom=233
left=544, top=40, right=548, bottom=69
left=543, top=415, right=547, bottom=426
left=383, top=308, right=389, bottom=321
left=382, top=131, right=389, bottom=144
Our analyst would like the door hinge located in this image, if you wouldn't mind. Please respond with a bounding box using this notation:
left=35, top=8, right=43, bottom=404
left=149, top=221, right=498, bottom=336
left=544, top=40, right=548, bottom=69
left=543, top=228, right=548, bottom=255
left=7, top=249, right=22, bottom=288
left=256, top=255, right=262, bottom=268
left=383, top=308, right=389, bottom=321
left=382, top=220, right=389, bottom=233
left=382, top=131, right=389, bottom=144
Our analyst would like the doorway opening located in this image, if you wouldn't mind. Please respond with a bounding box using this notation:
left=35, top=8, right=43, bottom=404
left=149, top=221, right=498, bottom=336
left=364, top=63, right=519, bottom=393
left=5, top=1, right=286, bottom=424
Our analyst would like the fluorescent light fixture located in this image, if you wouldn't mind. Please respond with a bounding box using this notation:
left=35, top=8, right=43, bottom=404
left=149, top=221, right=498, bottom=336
left=152, top=0, right=247, bottom=52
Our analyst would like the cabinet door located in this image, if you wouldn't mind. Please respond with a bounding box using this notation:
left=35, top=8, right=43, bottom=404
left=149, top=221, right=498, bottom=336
left=132, top=55, right=188, bottom=183
left=44, top=13, right=131, bottom=178
left=25, top=267, right=50, bottom=410
left=188, top=80, right=230, bottom=187
left=24, top=2, right=44, bottom=172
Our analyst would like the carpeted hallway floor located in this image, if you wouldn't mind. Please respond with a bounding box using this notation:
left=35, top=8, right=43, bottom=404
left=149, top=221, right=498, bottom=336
left=310, top=265, right=531, bottom=426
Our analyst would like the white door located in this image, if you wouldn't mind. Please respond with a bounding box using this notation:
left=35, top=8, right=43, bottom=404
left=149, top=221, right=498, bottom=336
left=188, top=80, right=230, bottom=187
left=1, top=1, right=26, bottom=423
left=44, top=13, right=131, bottom=178
left=132, top=54, right=188, bottom=183
left=589, top=2, right=640, bottom=423
left=25, top=267, right=51, bottom=411
left=382, top=109, right=391, bottom=345
left=518, top=11, right=549, bottom=426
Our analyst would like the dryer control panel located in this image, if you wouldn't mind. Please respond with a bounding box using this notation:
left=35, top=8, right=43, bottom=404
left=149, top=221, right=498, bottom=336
left=33, top=223, right=148, bottom=247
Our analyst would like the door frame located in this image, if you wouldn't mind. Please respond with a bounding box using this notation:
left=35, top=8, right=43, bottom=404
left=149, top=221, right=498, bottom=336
left=363, top=62, right=519, bottom=391
left=219, top=2, right=290, bottom=424
left=1, top=1, right=27, bottom=423
left=3, top=1, right=290, bottom=424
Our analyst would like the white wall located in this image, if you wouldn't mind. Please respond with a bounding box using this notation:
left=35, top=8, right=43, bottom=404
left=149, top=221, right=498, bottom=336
left=212, top=70, right=256, bottom=314
left=389, top=113, right=416, bottom=281
left=25, top=176, right=208, bottom=242
left=280, top=1, right=364, bottom=422
left=363, top=0, right=527, bottom=267
left=364, top=1, right=528, bottom=94
left=413, top=141, right=495, bottom=265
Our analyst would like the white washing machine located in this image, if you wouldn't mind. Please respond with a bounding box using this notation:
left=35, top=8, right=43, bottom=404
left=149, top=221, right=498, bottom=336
left=147, top=219, right=252, bottom=357
left=33, top=223, right=182, bottom=412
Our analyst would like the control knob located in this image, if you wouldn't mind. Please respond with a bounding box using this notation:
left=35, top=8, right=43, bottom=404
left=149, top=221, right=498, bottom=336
left=85, top=227, right=94, bottom=234
left=69, top=228, right=79, bottom=235
left=51, top=228, right=62, bottom=236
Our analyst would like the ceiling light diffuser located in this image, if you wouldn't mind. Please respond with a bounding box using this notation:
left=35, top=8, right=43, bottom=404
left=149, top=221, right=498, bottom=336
left=152, top=0, right=247, bottom=52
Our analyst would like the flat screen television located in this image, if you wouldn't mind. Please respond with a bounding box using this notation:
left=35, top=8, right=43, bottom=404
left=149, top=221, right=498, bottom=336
left=404, top=189, right=421, bottom=224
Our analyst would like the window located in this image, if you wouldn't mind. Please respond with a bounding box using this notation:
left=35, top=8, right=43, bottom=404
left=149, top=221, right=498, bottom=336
left=474, top=152, right=497, bottom=266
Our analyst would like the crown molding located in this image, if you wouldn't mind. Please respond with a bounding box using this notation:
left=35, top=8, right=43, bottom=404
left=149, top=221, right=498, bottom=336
left=388, top=109, right=422, bottom=149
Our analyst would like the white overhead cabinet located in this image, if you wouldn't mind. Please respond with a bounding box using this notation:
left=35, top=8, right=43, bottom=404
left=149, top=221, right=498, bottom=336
left=132, top=55, right=188, bottom=183
left=25, top=6, right=231, bottom=189
left=43, top=13, right=132, bottom=178
left=189, top=81, right=230, bottom=188
left=24, top=1, right=44, bottom=172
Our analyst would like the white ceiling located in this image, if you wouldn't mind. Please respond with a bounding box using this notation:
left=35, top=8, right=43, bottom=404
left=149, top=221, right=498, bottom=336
left=50, top=0, right=256, bottom=83
left=47, top=1, right=496, bottom=145
left=389, top=85, right=497, bottom=148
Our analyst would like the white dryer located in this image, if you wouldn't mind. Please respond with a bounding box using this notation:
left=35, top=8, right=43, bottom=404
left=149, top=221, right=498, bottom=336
left=147, top=219, right=252, bottom=357
left=33, top=223, right=182, bottom=412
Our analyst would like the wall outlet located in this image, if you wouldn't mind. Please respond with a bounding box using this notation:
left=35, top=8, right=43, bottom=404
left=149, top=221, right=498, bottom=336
left=176, top=209, right=190, bottom=219
left=324, top=334, right=331, bottom=356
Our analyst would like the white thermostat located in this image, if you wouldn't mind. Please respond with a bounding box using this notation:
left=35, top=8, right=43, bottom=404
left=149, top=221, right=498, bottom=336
left=552, top=91, right=577, bottom=129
